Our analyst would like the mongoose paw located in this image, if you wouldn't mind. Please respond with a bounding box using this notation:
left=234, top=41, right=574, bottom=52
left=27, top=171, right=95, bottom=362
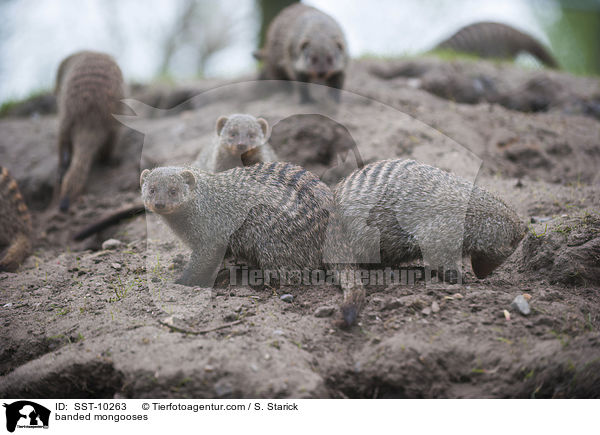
left=336, top=303, right=359, bottom=329
left=59, top=196, right=70, bottom=212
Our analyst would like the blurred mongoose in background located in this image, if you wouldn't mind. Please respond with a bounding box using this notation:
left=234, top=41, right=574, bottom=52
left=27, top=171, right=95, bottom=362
left=207, top=114, right=277, bottom=172
left=255, top=3, right=349, bottom=102
left=436, top=22, right=558, bottom=68
left=55, top=50, right=124, bottom=212
left=0, top=167, right=32, bottom=272
left=140, top=163, right=364, bottom=327
left=334, top=159, right=527, bottom=279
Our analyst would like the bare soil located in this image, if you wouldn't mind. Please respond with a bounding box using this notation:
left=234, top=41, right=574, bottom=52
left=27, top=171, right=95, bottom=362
left=1, top=57, right=599, bottom=398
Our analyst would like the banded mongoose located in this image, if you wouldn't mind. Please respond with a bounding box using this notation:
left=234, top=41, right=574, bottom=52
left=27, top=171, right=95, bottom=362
left=255, top=3, right=349, bottom=103
left=209, top=114, right=277, bottom=172
left=55, top=50, right=125, bottom=212
left=0, top=167, right=32, bottom=272
left=436, top=22, right=558, bottom=68
left=140, top=163, right=364, bottom=327
left=334, top=159, right=527, bottom=279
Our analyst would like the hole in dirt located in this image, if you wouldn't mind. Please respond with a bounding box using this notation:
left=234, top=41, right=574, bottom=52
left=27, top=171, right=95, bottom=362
left=269, top=114, right=363, bottom=185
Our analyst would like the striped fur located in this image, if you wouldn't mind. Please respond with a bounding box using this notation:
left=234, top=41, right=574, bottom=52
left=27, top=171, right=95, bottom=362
left=334, top=159, right=527, bottom=279
left=437, top=22, right=558, bottom=68
left=0, top=167, right=32, bottom=272
left=55, top=51, right=124, bottom=211
left=141, top=162, right=363, bottom=327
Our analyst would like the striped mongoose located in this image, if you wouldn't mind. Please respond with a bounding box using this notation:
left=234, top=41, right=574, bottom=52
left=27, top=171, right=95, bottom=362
left=55, top=50, right=125, bottom=212
left=141, top=163, right=364, bottom=327
left=255, top=3, right=349, bottom=103
left=204, top=114, right=277, bottom=172
left=334, top=159, right=527, bottom=279
left=436, top=22, right=558, bottom=68
left=0, top=167, right=32, bottom=272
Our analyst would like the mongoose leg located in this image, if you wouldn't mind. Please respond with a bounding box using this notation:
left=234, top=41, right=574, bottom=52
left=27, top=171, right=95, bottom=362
left=176, top=243, right=227, bottom=287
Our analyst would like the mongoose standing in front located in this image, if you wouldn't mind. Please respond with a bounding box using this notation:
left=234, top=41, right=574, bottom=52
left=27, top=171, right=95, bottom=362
left=0, top=167, right=32, bottom=272
left=140, top=163, right=364, bottom=327
left=255, top=3, right=349, bottom=103
left=55, top=50, right=125, bottom=211
left=334, top=159, right=527, bottom=279
left=206, top=114, right=277, bottom=172
left=436, top=22, right=558, bottom=68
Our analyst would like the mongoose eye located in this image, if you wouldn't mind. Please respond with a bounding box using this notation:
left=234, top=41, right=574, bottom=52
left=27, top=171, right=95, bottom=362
left=336, top=42, right=344, bottom=51
left=249, top=133, right=256, bottom=139
left=169, top=188, right=177, bottom=196
left=149, top=188, right=155, bottom=194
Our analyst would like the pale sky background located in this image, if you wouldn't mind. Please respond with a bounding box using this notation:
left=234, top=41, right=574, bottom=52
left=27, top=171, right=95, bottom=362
left=0, top=0, right=561, bottom=103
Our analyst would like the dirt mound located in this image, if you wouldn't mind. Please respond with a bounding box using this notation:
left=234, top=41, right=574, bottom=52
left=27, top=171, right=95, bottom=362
left=521, top=213, right=600, bottom=286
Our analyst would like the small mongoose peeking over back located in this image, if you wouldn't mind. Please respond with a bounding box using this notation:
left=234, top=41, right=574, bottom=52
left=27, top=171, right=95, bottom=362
left=436, top=22, right=558, bottom=68
left=0, top=167, right=32, bottom=272
left=140, top=163, right=364, bottom=327
left=209, top=114, right=277, bottom=172
left=255, top=3, right=349, bottom=103
left=55, top=50, right=125, bottom=212
left=334, top=159, right=527, bottom=279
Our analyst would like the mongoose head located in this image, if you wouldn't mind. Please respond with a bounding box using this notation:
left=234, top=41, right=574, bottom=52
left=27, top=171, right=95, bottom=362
left=140, top=167, right=196, bottom=215
left=294, top=36, right=347, bottom=81
left=216, top=114, right=269, bottom=155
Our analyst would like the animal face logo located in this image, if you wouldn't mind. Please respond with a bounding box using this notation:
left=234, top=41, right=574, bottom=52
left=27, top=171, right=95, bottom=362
left=3, top=401, right=50, bottom=432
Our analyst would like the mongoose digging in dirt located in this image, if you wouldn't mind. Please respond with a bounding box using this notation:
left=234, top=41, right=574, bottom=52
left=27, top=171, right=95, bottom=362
left=334, top=159, right=527, bottom=279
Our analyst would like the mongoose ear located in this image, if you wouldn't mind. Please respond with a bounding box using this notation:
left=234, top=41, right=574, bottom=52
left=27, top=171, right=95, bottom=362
left=140, top=169, right=150, bottom=188
left=216, top=116, right=228, bottom=135
left=180, top=170, right=196, bottom=188
left=471, top=254, right=500, bottom=279
left=257, top=118, right=269, bottom=138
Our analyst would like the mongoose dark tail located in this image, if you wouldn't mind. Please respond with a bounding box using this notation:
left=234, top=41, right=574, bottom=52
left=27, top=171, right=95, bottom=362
left=436, top=21, right=558, bottom=68
left=58, top=128, right=108, bottom=212
left=0, top=167, right=32, bottom=272
left=73, top=202, right=145, bottom=241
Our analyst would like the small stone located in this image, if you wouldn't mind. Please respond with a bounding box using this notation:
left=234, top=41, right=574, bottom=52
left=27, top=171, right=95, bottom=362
left=452, top=293, right=463, bottom=299
left=503, top=309, right=511, bottom=321
left=3, top=303, right=13, bottom=308
left=314, top=306, right=335, bottom=318
left=421, top=307, right=432, bottom=316
left=431, top=301, right=440, bottom=313
left=522, top=293, right=532, bottom=301
left=511, top=295, right=531, bottom=316
left=102, top=239, right=122, bottom=250
left=280, top=294, right=294, bottom=303
left=272, top=329, right=285, bottom=336
left=111, top=263, right=122, bottom=270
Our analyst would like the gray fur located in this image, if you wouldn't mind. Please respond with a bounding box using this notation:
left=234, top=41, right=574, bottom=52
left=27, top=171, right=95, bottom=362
left=202, top=114, right=277, bottom=172
left=334, top=159, right=527, bottom=279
